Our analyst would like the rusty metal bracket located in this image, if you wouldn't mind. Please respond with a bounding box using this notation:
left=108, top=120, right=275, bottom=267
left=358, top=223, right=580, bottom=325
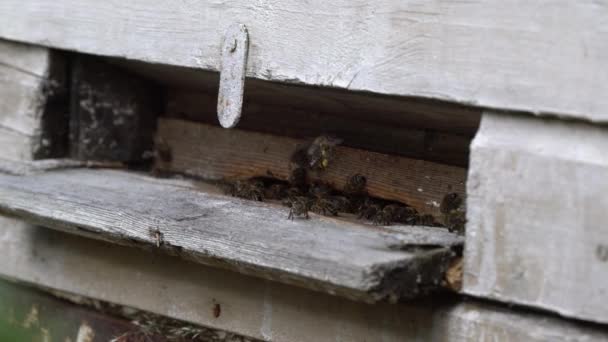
left=217, top=24, right=249, bottom=128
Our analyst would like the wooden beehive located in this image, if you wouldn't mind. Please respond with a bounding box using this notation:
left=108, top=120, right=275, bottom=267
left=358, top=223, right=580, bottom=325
left=0, top=1, right=607, bottom=340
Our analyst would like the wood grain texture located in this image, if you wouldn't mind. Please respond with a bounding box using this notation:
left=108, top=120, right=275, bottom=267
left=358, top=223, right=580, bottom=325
left=156, top=119, right=466, bottom=217
left=0, top=223, right=606, bottom=341
left=0, top=1, right=606, bottom=122
left=166, top=90, right=473, bottom=167
left=0, top=168, right=463, bottom=303
left=464, top=112, right=608, bottom=324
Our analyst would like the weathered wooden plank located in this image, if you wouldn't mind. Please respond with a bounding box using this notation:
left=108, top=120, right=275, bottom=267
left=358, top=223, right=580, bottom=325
left=0, top=39, right=68, bottom=161
left=0, top=158, right=124, bottom=176
left=464, top=112, right=608, bottom=324
left=165, top=90, right=473, bottom=167
left=69, top=55, right=161, bottom=162
left=0, top=168, right=462, bottom=303
left=0, top=1, right=606, bottom=122
left=0, top=222, right=606, bottom=342
left=156, top=119, right=467, bottom=217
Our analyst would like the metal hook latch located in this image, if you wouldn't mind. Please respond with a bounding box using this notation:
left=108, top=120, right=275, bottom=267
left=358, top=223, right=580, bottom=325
left=217, top=24, right=249, bottom=128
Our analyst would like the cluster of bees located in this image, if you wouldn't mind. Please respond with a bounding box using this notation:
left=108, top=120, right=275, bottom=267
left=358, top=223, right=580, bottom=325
left=223, top=135, right=466, bottom=233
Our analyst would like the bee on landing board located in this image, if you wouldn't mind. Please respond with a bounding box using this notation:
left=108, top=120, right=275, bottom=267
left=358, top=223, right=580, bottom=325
left=287, top=196, right=311, bottom=220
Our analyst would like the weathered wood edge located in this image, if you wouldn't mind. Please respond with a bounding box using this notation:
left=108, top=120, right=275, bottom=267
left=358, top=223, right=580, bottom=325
left=0, top=222, right=606, bottom=342
left=0, top=1, right=606, bottom=123
left=0, top=39, right=69, bottom=161
left=0, top=158, right=123, bottom=176
left=0, top=168, right=463, bottom=303
left=463, top=111, right=608, bottom=324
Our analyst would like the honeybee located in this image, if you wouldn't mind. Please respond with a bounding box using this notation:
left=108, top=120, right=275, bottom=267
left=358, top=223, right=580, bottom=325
left=440, top=193, right=463, bottom=215
left=357, top=198, right=382, bottom=220
left=417, top=214, right=441, bottom=227
left=148, top=227, right=164, bottom=248
left=440, top=193, right=466, bottom=233
left=393, top=205, right=419, bottom=225
left=310, top=197, right=339, bottom=216
left=224, top=179, right=265, bottom=201
left=445, top=210, right=466, bottom=233
left=372, top=204, right=399, bottom=226
left=307, top=135, right=343, bottom=170
left=343, top=174, right=367, bottom=195
left=287, top=196, right=311, bottom=220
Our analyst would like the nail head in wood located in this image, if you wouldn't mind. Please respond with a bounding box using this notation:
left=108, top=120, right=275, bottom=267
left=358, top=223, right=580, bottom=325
left=217, top=24, right=249, bottom=128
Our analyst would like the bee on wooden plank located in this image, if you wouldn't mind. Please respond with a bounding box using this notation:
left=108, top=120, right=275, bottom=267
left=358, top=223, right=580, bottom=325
left=329, top=196, right=352, bottom=213
left=148, top=227, right=164, bottom=248
left=393, top=205, right=419, bottom=225
left=287, top=196, right=311, bottom=220
left=440, top=193, right=463, bottom=215
left=224, top=179, right=265, bottom=201
left=343, top=174, right=367, bottom=195
left=357, top=198, right=382, bottom=221
left=307, top=181, right=339, bottom=216
left=372, top=204, right=399, bottom=226
left=440, top=192, right=466, bottom=233
left=342, top=174, right=368, bottom=213
left=417, top=213, right=441, bottom=227
left=310, top=197, right=342, bottom=217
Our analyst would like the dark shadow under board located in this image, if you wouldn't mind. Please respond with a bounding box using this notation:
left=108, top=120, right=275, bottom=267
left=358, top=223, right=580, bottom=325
left=0, top=168, right=462, bottom=303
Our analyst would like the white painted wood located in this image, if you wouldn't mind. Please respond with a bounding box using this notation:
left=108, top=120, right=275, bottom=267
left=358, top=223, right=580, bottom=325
left=0, top=1, right=606, bottom=122
left=0, top=168, right=462, bottom=302
left=464, top=112, right=608, bottom=324
left=0, top=222, right=606, bottom=342
left=0, top=39, right=52, bottom=161
left=0, top=39, right=50, bottom=77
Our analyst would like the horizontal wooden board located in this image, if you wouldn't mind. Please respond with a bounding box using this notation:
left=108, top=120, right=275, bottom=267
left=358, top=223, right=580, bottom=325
left=0, top=1, right=606, bottom=122
left=0, top=168, right=463, bottom=303
left=0, top=222, right=606, bottom=342
left=156, top=118, right=467, bottom=217
left=165, top=90, right=473, bottom=167
left=464, top=112, right=608, bottom=324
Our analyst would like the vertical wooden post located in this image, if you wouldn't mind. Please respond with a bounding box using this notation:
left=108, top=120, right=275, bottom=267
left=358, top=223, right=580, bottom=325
left=0, top=39, right=67, bottom=161
left=464, top=111, right=608, bottom=324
